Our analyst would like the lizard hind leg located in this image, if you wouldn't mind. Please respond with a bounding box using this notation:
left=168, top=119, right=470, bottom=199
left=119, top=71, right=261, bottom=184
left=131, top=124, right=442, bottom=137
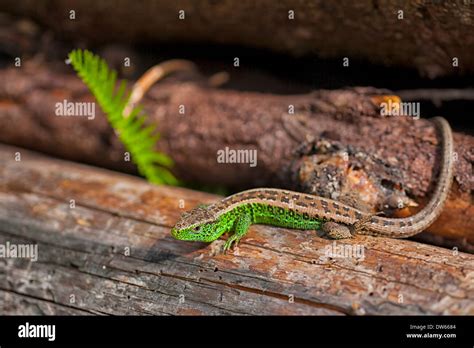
left=322, top=221, right=353, bottom=239
left=223, top=213, right=252, bottom=252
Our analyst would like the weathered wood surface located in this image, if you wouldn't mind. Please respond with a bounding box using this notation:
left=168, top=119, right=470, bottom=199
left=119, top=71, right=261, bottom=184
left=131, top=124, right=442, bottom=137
left=0, top=144, right=473, bottom=315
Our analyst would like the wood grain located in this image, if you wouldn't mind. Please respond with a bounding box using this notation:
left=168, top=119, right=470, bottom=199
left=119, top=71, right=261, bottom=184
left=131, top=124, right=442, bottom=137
left=0, top=144, right=473, bottom=315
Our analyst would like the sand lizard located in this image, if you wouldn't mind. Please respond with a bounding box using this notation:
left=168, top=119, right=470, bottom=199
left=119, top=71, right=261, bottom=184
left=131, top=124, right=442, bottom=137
left=171, top=117, right=454, bottom=251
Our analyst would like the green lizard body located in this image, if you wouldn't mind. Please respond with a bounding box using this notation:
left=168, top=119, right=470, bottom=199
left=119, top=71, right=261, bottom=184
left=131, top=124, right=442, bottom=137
left=171, top=202, right=323, bottom=250
left=171, top=117, right=454, bottom=251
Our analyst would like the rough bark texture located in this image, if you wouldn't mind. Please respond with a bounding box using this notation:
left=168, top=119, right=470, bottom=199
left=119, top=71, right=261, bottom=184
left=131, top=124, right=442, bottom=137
left=1, top=62, right=473, bottom=249
left=0, top=145, right=473, bottom=315
left=1, top=0, right=474, bottom=77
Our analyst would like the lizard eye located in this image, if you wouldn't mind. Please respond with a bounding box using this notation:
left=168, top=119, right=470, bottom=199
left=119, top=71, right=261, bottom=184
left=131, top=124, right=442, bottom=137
left=193, top=226, right=201, bottom=232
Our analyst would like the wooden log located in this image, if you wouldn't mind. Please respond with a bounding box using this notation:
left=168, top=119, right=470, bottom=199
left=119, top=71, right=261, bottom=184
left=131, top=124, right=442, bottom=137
left=1, top=0, right=474, bottom=77
left=0, top=144, right=473, bottom=315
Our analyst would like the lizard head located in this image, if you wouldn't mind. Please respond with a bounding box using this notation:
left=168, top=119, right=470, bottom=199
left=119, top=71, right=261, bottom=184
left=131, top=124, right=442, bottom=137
left=171, top=205, right=224, bottom=242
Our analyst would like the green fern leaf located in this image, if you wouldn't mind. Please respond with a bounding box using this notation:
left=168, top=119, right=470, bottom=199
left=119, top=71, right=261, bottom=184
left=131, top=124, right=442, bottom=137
left=68, top=49, right=178, bottom=185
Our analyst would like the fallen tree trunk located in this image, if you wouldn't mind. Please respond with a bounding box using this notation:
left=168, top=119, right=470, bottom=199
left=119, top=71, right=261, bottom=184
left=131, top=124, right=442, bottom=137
left=0, top=144, right=473, bottom=315
left=1, top=0, right=474, bottom=77
left=0, top=62, right=473, bottom=249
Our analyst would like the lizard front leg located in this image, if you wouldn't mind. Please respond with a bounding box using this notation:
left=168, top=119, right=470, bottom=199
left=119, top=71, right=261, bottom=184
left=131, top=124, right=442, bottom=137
left=223, top=213, right=252, bottom=252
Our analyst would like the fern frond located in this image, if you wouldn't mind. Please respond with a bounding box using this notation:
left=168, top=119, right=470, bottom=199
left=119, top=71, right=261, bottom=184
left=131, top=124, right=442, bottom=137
left=68, top=49, right=178, bottom=185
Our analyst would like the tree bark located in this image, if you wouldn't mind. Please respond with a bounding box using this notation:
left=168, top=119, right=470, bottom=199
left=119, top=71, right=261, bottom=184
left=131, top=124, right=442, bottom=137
left=1, top=144, right=473, bottom=315
left=1, top=0, right=474, bottom=77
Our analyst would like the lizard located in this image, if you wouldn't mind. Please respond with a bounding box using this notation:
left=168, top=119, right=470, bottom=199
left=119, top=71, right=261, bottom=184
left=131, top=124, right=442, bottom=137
left=171, top=117, right=454, bottom=251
